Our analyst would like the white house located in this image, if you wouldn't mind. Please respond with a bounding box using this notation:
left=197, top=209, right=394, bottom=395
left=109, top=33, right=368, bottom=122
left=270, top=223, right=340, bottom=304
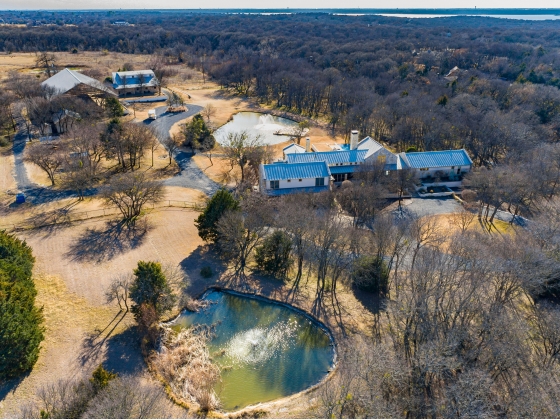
left=112, top=70, right=158, bottom=96
left=259, top=161, right=331, bottom=196
left=400, top=149, right=473, bottom=188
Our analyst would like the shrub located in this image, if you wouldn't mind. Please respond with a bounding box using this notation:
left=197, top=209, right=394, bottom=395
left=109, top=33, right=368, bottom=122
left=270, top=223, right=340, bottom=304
left=351, top=255, right=389, bottom=295
left=255, top=231, right=293, bottom=278
left=90, top=364, right=117, bottom=392
left=0, top=231, right=44, bottom=379
left=200, top=266, right=213, bottom=278
left=195, top=189, right=239, bottom=242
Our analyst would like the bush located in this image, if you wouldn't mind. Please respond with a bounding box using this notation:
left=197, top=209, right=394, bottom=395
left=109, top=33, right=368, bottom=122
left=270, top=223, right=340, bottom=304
left=0, top=231, right=44, bottom=379
left=195, top=189, right=239, bottom=242
left=255, top=231, right=293, bottom=278
left=351, top=255, right=389, bottom=295
left=200, top=266, right=213, bottom=278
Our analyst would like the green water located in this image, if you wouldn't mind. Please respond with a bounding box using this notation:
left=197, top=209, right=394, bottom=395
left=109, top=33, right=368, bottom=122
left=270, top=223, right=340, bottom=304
left=171, top=290, right=334, bottom=411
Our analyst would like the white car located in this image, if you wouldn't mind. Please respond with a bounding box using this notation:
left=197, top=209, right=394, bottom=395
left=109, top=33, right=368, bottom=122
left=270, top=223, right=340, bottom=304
left=148, top=109, right=157, bottom=120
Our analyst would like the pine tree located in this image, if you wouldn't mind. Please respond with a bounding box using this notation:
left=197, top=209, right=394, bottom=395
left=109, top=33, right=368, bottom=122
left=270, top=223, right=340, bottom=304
left=195, top=189, right=239, bottom=242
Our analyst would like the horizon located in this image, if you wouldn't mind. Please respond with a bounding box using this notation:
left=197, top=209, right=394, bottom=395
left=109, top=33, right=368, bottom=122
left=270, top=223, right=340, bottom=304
left=2, top=4, right=560, bottom=12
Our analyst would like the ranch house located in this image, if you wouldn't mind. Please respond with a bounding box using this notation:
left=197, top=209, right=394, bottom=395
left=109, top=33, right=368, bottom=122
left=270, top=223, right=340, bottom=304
left=112, top=70, right=158, bottom=96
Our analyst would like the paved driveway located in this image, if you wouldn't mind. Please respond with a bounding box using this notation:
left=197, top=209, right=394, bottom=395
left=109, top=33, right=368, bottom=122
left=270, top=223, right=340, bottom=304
left=143, top=104, right=202, bottom=137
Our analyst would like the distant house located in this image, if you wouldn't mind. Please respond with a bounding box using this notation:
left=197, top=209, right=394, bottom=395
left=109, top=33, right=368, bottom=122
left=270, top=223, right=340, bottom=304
left=400, top=149, right=473, bottom=188
left=259, top=161, right=331, bottom=196
left=112, top=21, right=130, bottom=26
left=41, top=68, right=117, bottom=103
left=112, top=70, right=158, bottom=97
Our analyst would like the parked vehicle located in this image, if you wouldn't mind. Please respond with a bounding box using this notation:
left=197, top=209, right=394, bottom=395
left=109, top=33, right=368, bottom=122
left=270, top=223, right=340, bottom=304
left=148, top=109, right=157, bottom=120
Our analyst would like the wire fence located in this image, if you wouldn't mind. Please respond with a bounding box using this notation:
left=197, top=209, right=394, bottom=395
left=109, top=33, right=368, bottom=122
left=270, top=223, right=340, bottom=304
left=0, top=200, right=202, bottom=232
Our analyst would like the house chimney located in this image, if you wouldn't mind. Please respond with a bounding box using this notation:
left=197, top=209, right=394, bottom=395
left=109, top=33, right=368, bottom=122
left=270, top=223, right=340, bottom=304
left=350, top=130, right=359, bottom=150
left=306, top=137, right=311, bottom=152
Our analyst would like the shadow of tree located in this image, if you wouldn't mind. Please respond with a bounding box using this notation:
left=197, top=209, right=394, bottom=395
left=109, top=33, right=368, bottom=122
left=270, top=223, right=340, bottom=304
left=0, top=373, right=29, bottom=403
left=65, top=219, right=150, bottom=263
left=78, top=311, right=144, bottom=376
left=102, top=327, right=145, bottom=375
left=179, top=245, right=228, bottom=296
left=352, top=287, right=383, bottom=315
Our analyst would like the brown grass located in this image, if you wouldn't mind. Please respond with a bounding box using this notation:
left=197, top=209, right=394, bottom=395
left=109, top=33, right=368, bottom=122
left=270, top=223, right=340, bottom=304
left=153, top=327, right=221, bottom=411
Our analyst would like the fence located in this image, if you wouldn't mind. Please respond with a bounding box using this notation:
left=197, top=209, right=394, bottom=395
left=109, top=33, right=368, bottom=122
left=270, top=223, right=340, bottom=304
left=0, top=200, right=202, bottom=232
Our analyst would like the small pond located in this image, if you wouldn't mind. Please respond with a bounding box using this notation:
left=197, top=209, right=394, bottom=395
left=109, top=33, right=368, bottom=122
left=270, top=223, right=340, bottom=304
left=214, top=112, right=299, bottom=146
left=170, top=290, right=335, bottom=411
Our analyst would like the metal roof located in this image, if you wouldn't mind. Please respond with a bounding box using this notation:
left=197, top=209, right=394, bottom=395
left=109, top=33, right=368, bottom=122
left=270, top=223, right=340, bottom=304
left=42, top=68, right=116, bottom=96
left=262, top=162, right=331, bottom=180
left=402, top=149, right=473, bottom=168
left=287, top=149, right=368, bottom=165
left=112, top=70, right=157, bottom=89
left=283, top=143, right=306, bottom=154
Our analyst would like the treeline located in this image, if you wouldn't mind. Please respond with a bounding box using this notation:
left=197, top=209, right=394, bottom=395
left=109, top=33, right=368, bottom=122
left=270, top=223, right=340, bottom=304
left=2, top=13, right=560, bottom=168
left=0, top=231, right=44, bottom=379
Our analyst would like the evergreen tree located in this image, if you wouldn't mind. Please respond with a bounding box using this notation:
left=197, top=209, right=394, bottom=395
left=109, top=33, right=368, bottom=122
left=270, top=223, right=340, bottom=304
left=195, top=189, right=239, bottom=242
left=255, top=231, right=293, bottom=278
left=351, top=255, right=389, bottom=295
left=0, top=231, right=44, bottom=379
left=183, top=114, right=215, bottom=152
left=129, top=261, right=175, bottom=318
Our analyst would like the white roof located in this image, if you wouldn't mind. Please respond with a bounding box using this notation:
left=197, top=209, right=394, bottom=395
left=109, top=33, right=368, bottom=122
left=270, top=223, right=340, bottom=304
left=41, top=68, right=116, bottom=96
left=283, top=143, right=306, bottom=154
left=113, top=70, right=155, bottom=77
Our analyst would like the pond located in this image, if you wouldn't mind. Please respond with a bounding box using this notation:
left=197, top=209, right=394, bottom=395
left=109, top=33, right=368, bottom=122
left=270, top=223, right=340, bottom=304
left=170, top=290, right=335, bottom=411
left=214, top=112, right=299, bottom=146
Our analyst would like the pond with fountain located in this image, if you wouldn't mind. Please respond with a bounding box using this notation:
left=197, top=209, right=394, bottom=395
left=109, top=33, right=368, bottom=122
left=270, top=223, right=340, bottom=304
left=214, top=112, right=300, bottom=146
left=170, top=289, right=335, bottom=411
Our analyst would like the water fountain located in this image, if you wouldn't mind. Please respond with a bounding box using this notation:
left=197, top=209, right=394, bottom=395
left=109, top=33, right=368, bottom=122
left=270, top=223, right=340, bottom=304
left=170, top=290, right=335, bottom=411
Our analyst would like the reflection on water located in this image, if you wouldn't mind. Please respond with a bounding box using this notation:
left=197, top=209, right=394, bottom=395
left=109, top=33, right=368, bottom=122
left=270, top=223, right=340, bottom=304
left=171, top=291, right=334, bottom=410
left=214, top=112, right=299, bottom=146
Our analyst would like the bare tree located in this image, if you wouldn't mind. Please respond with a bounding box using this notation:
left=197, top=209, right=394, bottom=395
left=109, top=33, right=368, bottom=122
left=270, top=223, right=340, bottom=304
left=202, top=103, right=216, bottom=122
left=221, top=131, right=265, bottom=184
left=101, top=172, right=164, bottom=224
left=449, top=205, right=477, bottom=234
left=25, top=142, right=65, bottom=186
left=137, top=73, right=146, bottom=97
left=84, top=375, right=173, bottom=419
left=293, top=120, right=310, bottom=145
left=161, top=134, right=181, bottom=166
left=35, top=52, right=57, bottom=77
left=216, top=195, right=271, bottom=276
left=149, top=56, right=177, bottom=96
left=105, top=274, right=132, bottom=312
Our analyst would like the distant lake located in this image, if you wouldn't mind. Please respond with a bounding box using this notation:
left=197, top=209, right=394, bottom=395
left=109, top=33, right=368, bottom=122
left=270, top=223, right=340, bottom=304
left=214, top=112, right=298, bottom=146
left=374, top=13, right=560, bottom=20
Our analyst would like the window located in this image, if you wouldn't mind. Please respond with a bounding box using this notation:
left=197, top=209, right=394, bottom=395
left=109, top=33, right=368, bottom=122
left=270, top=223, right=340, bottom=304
left=420, top=168, right=429, bottom=171
left=377, top=154, right=386, bottom=163
left=287, top=179, right=291, bottom=182
left=299, top=179, right=302, bottom=182
left=270, top=180, right=279, bottom=189
left=316, top=177, right=325, bottom=187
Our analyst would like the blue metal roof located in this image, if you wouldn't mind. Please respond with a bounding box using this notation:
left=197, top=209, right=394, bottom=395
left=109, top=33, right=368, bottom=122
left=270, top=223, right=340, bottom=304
left=403, top=149, right=472, bottom=168
left=263, top=162, right=331, bottom=180
left=287, top=150, right=368, bottom=165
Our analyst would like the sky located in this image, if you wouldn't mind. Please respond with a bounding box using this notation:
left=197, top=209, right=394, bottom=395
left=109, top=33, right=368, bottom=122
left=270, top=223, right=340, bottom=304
left=1, top=0, right=560, bottom=11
